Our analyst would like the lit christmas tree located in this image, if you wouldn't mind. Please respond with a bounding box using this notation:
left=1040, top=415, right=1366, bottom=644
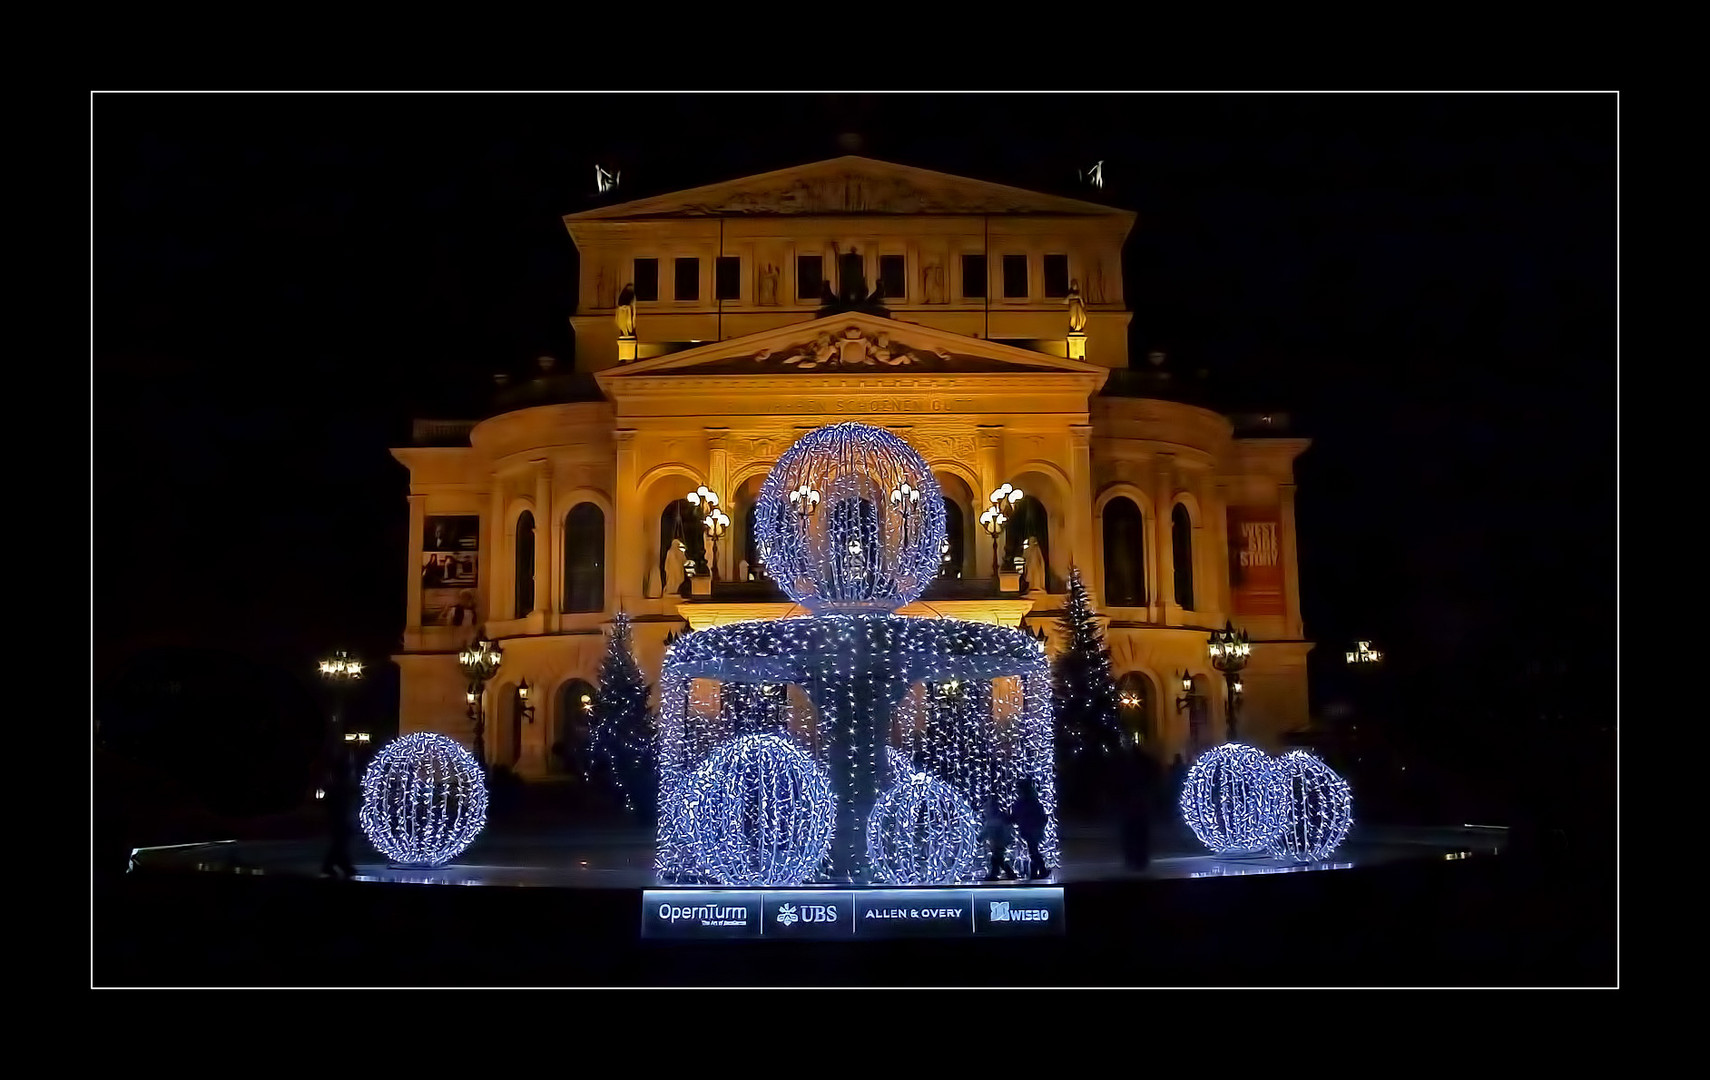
left=1051, top=563, right=1124, bottom=811
left=588, top=609, right=656, bottom=816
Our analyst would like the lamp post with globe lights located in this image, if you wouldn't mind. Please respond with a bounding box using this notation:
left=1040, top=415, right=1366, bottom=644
left=1208, top=621, right=1252, bottom=740
left=981, top=482, right=1024, bottom=583
left=704, top=506, right=731, bottom=581
left=458, top=634, right=504, bottom=769
left=317, top=649, right=363, bottom=878
left=890, top=478, right=921, bottom=547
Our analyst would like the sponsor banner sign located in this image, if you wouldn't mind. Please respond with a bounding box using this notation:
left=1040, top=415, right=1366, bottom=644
left=641, top=887, right=1064, bottom=940
left=1227, top=507, right=1285, bottom=616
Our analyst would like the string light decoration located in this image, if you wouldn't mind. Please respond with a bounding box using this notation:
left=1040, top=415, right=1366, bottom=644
left=753, top=422, right=947, bottom=613
left=866, top=772, right=982, bottom=884
left=359, top=732, right=488, bottom=868
left=588, top=610, right=655, bottom=816
left=1051, top=564, right=1124, bottom=810
left=1266, top=750, right=1353, bottom=863
left=653, top=423, right=1058, bottom=885
left=654, top=613, right=1059, bottom=883
left=681, top=733, right=835, bottom=887
left=1179, top=742, right=1284, bottom=855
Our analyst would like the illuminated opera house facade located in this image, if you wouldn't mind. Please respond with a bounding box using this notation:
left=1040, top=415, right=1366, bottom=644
left=392, top=156, right=1311, bottom=778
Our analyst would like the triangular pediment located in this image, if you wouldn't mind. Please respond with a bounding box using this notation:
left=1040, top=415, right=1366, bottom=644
left=596, top=314, right=1109, bottom=386
left=565, top=155, right=1129, bottom=221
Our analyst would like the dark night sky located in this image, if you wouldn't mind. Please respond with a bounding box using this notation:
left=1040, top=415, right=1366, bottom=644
left=93, top=93, right=1615, bottom=725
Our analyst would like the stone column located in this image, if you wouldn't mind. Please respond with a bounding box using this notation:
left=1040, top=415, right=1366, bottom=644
left=488, top=478, right=505, bottom=628
left=405, top=494, right=427, bottom=631
left=1068, top=424, right=1095, bottom=598
left=975, top=426, right=1002, bottom=578
left=533, top=458, right=554, bottom=620
left=1153, top=454, right=1175, bottom=622
left=613, top=429, right=642, bottom=610
left=1211, top=478, right=1233, bottom=622
left=706, top=428, right=731, bottom=580
left=1279, top=482, right=1304, bottom=640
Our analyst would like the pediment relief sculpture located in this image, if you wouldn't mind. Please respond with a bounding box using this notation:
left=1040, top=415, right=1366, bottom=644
left=681, top=173, right=1041, bottom=217
left=754, top=326, right=951, bottom=370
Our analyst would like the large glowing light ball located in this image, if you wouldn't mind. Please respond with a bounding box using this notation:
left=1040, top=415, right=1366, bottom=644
left=867, top=772, right=983, bottom=884
left=754, top=422, right=947, bottom=613
left=1266, top=750, right=1353, bottom=863
left=1180, top=742, right=1284, bottom=855
left=359, top=732, right=488, bottom=868
left=685, top=733, right=835, bottom=887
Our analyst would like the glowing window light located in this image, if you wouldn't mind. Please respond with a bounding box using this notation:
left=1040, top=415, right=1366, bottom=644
left=1179, top=742, right=1283, bottom=855
left=867, top=772, right=982, bottom=885
left=359, top=732, right=488, bottom=868
left=1266, top=750, right=1353, bottom=863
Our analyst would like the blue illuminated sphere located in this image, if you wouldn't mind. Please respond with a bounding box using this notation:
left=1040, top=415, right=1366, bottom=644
left=867, top=772, right=983, bottom=884
left=1266, top=750, right=1353, bottom=863
left=685, top=734, right=835, bottom=887
left=359, top=732, right=488, bottom=868
left=754, top=422, right=947, bottom=613
left=1179, top=742, right=1283, bottom=855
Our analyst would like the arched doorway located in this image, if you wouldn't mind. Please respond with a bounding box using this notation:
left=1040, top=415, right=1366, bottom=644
left=940, top=497, right=965, bottom=578
left=554, top=678, right=598, bottom=777
left=1102, top=497, right=1145, bottom=606
left=1117, top=671, right=1155, bottom=748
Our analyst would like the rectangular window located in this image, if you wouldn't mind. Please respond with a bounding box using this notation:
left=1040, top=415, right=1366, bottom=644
left=879, top=254, right=906, bottom=299
left=633, top=258, right=659, bottom=302
left=1002, top=254, right=1029, bottom=299
left=674, top=257, right=700, bottom=301
left=715, top=256, right=741, bottom=301
left=797, top=255, right=824, bottom=300
left=1043, top=253, right=1070, bottom=298
left=961, top=254, right=987, bottom=298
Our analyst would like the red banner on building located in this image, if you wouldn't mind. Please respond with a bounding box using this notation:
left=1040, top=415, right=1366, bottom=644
left=1228, top=508, right=1285, bottom=616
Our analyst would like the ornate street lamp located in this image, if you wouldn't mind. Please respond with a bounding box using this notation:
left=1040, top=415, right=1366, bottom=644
left=317, top=649, right=363, bottom=877
left=458, top=634, right=504, bottom=769
left=889, top=477, right=920, bottom=547
left=1208, top=620, right=1252, bottom=740
left=318, top=649, right=364, bottom=749
left=704, top=507, right=731, bottom=581
left=517, top=678, right=535, bottom=726
left=982, top=482, right=1024, bottom=580
left=1346, top=640, right=1383, bottom=664
left=789, top=482, right=821, bottom=524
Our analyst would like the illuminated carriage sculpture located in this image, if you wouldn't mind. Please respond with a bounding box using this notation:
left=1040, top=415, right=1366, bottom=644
left=655, top=422, right=1059, bottom=886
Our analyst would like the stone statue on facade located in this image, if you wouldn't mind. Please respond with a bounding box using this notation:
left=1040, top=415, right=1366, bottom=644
left=1066, top=279, right=1088, bottom=333
left=924, top=262, right=946, bottom=304
left=1023, top=538, right=1047, bottom=595
left=663, top=540, right=687, bottom=597
left=758, top=264, right=779, bottom=306
left=615, top=283, right=637, bottom=339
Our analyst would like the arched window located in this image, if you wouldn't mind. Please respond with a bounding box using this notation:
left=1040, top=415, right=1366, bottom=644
left=1002, top=494, right=1050, bottom=588
left=563, top=503, right=605, bottom=613
left=940, top=497, right=965, bottom=578
left=659, top=500, right=706, bottom=597
left=554, top=678, right=597, bottom=777
left=1172, top=503, right=1195, bottom=611
left=1116, top=671, right=1154, bottom=746
left=1102, top=497, right=1145, bottom=606
left=513, top=511, right=535, bottom=619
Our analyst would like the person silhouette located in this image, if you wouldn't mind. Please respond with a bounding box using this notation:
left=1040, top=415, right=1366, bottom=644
left=1010, top=778, right=1051, bottom=881
left=980, top=793, right=1011, bottom=881
left=320, top=755, right=356, bottom=880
